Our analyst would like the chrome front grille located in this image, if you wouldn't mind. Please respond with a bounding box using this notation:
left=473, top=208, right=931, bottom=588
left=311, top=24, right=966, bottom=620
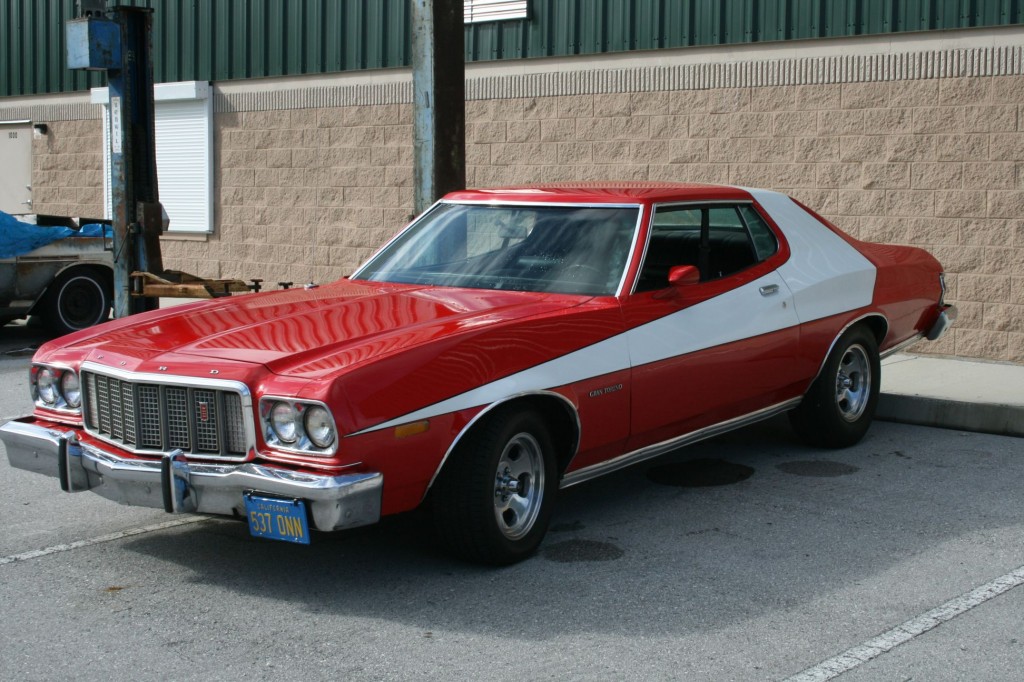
left=81, top=368, right=252, bottom=460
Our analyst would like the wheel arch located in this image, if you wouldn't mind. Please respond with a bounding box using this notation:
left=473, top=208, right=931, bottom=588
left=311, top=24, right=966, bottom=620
left=809, top=312, right=887, bottom=388
left=422, top=391, right=581, bottom=502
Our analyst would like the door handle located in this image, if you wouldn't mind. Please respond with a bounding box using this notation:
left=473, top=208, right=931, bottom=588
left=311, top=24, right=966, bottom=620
left=759, top=284, right=779, bottom=296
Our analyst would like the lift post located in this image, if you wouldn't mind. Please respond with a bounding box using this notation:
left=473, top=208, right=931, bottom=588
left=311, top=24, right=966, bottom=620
left=411, top=0, right=466, bottom=215
left=66, top=1, right=262, bottom=307
left=67, top=3, right=162, bottom=318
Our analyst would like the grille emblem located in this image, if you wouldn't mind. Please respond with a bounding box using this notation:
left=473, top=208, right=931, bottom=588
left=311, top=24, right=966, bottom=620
left=199, top=402, right=209, bottom=423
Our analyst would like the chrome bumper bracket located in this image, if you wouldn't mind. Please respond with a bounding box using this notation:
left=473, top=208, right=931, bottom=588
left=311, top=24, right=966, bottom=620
left=161, top=450, right=196, bottom=514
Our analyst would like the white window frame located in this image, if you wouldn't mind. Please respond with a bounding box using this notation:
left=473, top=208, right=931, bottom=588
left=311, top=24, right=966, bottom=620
left=92, top=81, right=214, bottom=234
left=464, top=0, right=528, bottom=24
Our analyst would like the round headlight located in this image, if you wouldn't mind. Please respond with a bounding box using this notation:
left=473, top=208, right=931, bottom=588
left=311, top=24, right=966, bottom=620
left=61, top=371, right=81, bottom=408
left=37, top=367, right=59, bottom=405
left=270, top=402, right=298, bottom=443
left=304, top=405, right=336, bottom=449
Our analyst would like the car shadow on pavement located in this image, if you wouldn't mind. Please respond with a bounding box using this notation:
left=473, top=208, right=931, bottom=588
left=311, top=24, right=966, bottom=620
left=120, top=417, right=1024, bottom=640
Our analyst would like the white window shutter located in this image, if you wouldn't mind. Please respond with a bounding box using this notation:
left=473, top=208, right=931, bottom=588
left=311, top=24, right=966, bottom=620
left=464, top=0, right=528, bottom=24
left=93, top=81, right=213, bottom=233
left=154, top=97, right=213, bottom=233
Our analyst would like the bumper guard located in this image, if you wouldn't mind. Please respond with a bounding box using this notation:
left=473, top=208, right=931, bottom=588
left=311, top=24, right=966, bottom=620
left=926, top=304, right=958, bottom=341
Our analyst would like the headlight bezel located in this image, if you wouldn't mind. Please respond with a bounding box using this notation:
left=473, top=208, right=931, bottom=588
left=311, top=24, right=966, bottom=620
left=31, top=364, right=83, bottom=415
left=259, top=397, right=338, bottom=457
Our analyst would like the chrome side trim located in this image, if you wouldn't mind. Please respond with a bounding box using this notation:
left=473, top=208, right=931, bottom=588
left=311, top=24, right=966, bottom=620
left=419, top=390, right=581, bottom=502
left=559, top=397, right=801, bottom=489
left=880, top=332, right=924, bottom=359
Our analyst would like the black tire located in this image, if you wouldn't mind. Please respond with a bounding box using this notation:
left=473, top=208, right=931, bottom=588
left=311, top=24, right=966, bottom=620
left=43, top=267, right=112, bottom=335
left=430, top=407, right=558, bottom=565
left=790, top=324, right=880, bottom=449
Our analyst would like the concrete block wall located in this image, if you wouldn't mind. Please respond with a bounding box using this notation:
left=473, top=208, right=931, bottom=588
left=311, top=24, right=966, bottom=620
left=18, top=38, right=1024, bottom=363
left=29, top=119, right=104, bottom=219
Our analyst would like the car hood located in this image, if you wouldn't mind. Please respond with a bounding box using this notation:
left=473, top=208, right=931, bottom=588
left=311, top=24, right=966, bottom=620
left=50, top=280, right=589, bottom=377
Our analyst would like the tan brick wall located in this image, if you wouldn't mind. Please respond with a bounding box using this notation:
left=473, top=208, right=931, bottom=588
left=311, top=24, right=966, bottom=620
left=27, top=74, right=1024, bottom=363
left=30, top=119, right=105, bottom=219
left=193, top=105, right=414, bottom=286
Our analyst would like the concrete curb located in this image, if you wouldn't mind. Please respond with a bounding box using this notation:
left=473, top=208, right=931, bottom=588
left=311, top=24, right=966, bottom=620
left=877, top=393, right=1024, bottom=438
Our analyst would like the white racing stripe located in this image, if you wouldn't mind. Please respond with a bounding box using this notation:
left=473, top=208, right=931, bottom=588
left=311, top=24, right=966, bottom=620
left=356, top=191, right=879, bottom=435
left=744, top=188, right=876, bottom=324
left=0, top=516, right=211, bottom=567
left=785, top=564, right=1024, bottom=681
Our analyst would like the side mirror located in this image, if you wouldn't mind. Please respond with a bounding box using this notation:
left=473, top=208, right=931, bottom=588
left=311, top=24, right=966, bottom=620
left=667, top=264, right=700, bottom=287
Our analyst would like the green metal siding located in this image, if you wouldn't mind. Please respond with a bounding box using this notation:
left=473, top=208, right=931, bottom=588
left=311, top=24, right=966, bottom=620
left=3, top=0, right=1022, bottom=98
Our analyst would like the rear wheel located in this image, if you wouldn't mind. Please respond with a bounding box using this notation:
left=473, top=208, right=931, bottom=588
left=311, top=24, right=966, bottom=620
left=430, top=407, right=557, bottom=565
left=44, top=267, right=112, bottom=335
left=790, top=325, right=880, bottom=448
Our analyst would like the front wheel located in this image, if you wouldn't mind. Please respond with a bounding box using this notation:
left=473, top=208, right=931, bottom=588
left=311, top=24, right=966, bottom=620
left=790, top=324, right=880, bottom=448
left=430, top=407, right=558, bottom=565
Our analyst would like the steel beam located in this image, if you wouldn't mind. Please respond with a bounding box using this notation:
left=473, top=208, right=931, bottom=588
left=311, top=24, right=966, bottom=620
left=411, top=0, right=466, bottom=215
left=105, top=6, right=160, bottom=317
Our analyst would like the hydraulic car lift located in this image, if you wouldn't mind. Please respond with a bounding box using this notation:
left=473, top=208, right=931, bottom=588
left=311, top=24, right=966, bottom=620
left=65, top=0, right=466, bottom=314
left=66, top=1, right=260, bottom=316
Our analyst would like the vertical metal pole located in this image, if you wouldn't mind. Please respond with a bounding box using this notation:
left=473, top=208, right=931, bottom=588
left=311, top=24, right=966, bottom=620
left=411, top=0, right=466, bottom=216
left=107, top=6, right=160, bottom=317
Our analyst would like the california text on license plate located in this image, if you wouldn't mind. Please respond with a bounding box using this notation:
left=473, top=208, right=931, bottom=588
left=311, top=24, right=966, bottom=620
left=244, top=493, right=311, bottom=545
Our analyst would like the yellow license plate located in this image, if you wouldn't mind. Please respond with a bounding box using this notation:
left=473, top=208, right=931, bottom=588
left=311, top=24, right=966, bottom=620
left=244, top=493, right=310, bottom=545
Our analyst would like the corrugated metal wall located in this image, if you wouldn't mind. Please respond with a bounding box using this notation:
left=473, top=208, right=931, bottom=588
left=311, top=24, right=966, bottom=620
left=3, top=0, right=1022, bottom=98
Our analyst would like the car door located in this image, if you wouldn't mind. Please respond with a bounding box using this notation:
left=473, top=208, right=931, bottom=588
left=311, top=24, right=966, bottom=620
left=622, top=202, right=802, bottom=451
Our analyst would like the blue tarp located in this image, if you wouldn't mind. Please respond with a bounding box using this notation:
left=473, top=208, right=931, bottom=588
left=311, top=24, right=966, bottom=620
left=0, top=210, right=112, bottom=259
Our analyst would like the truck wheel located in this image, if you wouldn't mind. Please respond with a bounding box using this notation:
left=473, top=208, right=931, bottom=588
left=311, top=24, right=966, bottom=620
left=44, top=267, right=112, bottom=335
left=790, top=324, right=880, bottom=449
left=431, top=407, right=557, bottom=565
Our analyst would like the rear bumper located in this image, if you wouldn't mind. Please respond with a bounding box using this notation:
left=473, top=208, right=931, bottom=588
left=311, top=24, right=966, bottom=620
left=926, top=304, right=958, bottom=341
left=0, top=418, right=381, bottom=532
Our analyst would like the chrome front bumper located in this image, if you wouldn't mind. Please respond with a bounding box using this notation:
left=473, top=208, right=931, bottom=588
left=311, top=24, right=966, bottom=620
left=0, top=419, right=382, bottom=532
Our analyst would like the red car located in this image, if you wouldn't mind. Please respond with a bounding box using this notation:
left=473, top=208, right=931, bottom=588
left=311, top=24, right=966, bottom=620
left=0, top=184, right=955, bottom=564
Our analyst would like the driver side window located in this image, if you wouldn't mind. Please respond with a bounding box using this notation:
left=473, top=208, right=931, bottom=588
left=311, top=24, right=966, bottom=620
left=636, top=203, right=773, bottom=292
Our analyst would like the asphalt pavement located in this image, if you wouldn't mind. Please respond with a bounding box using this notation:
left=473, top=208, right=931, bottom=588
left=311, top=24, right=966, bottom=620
left=2, top=320, right=1023, bottom=680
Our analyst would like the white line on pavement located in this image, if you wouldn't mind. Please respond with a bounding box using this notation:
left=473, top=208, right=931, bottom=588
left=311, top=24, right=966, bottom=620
left=0, top=516, right=212, bottom=566
left=785, top=564, right=1024, bottom=681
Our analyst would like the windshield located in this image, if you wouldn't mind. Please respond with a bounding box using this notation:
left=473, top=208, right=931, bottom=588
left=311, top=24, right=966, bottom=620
left=353, top=203, right=640, bottom=296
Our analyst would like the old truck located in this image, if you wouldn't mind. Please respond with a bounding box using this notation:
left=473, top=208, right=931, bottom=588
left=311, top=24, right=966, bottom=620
left=0, top=213, right=113, bottom=334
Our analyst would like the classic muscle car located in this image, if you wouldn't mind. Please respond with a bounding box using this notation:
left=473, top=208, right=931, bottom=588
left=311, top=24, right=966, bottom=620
left=0, top=184, right=956, bottom=564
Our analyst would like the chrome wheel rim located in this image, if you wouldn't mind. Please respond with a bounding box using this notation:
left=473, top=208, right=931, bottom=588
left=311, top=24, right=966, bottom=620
left=493, top=432, right=545, bottom=541
left=835, top=343, right=871, bottom=422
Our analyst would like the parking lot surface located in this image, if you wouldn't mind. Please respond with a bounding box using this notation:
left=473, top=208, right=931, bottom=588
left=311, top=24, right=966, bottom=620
left=2, top=326, right=1022, bottom=681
